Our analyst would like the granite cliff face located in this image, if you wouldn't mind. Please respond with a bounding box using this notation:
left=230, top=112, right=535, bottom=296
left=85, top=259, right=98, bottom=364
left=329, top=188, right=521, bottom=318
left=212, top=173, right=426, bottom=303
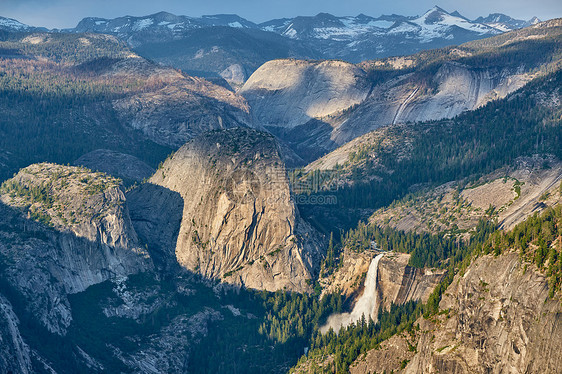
left=0, top=164, right=152, bottom=334
left=240, top=59, right=370, bottom=129
left=377, top=253, right=446, bottom=311
left=0, top=164, right=240, bottom=372
left=150, top=128, right=324, bottom=291
left=322, top=250, right=445, bottom=312
left=348, top=250, right=562, bottom=374
left=406, top=252, right=562, bottom=373
left=241, top=59, right=533, bottom=161
left=125, top=182, right=184, bottom=270
left=241, top=20, right=562, bottom=161
left=331, top=63, right=532, bottom=146
left=0, top=296, right=32, bottom=374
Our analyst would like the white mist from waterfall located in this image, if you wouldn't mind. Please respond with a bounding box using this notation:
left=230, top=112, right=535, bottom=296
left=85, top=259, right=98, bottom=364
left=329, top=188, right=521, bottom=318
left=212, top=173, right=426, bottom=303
left=320, top=253, right=385, bottom=334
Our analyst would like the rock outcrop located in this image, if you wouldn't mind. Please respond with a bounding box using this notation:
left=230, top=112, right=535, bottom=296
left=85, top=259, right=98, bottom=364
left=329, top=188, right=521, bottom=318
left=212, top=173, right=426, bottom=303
left=126, top=183, right=184, bottom=270
left=378, top=253, right=446, bottom=311
left=108, top=58, right=252, bottom=148
left=242, top=19, right=562, bottom=162
left=240, top=59, right=370, bottom=129
left=150, top=127, right=324, bottom=291
left=322, top=250, right=445, bottom=311
left=349, top=251, right=562, bottom=373
left=405, top=252, right=562, bottom=373
left=0, top=295, right=32, bottom=374
left=350, top=332, right=417, bottom=374
left=240, top=59, right=534, bottom=162
left=369, top=159, right=562, bottom=235
left=0, top=163, right=151, bottom=334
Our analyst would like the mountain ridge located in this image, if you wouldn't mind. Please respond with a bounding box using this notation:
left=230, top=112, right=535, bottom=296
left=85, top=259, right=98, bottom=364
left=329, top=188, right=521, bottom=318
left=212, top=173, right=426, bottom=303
left=0, top=8, right=542, bottom=84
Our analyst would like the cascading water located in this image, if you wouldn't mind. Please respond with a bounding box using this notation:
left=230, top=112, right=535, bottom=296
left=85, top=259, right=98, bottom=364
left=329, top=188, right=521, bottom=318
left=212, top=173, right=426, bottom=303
left=320, top=253, right=385, bottom=334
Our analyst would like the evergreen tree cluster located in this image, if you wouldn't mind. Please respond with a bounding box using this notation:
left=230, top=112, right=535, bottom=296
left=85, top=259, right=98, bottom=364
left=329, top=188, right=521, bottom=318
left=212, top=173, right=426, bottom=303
left=258, top=290, right=343, bottom=345
left=0, top=39, right=172, bottom=181
left=310, top=69, right=562, bottom=213
left=481, top=205, right=562, bottom=297
left=294, top=218, right=496, bottom=373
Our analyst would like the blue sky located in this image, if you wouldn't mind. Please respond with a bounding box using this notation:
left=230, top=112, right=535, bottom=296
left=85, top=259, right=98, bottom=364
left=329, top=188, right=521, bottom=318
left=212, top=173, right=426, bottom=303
left=1, top=0, right=561, bottom=29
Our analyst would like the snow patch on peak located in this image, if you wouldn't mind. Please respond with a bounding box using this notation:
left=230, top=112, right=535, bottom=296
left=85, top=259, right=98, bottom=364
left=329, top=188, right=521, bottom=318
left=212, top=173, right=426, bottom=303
left=283, top=25, right=297, bottom=39
left=0, top=17, right=30, bottom=31
left=409, top=9, right=497, bottom=42
left=133, top=18, right=153, bottom=31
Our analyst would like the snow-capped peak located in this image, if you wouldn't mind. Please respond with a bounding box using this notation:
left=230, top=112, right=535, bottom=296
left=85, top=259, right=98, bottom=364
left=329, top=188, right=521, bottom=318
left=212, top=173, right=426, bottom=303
left=473, top=13, right=541, bottom=32
left=0, top=16, right=32, bottom=31
left=406, top=7, right=498, bottom=42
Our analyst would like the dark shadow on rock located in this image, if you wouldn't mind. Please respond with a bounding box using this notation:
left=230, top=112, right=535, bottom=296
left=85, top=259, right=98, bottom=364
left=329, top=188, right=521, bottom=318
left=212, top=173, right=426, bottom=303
left=126, top=183, right=184, bottom=272
left=73, top=149, right=156, bottom=185
left=0, top=199, right=212, bottom=373
left=265, top=119, right=337, bottom=164
left=0, top=199, right=153, bottom=337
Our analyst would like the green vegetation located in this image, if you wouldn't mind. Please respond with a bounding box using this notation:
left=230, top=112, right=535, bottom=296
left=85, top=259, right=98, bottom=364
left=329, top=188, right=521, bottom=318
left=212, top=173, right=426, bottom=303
left=0, top=34, right=172, bottom=182
left=0, top=164, right=122, bottom=228
left=0, top=179, right=54, bottom=207
left=0, top=32, right=132, bottom=64
left=289, top=219, right=496, bottom=373
left=480, top=205, right=562, bottom=297
left=259, top=291, right=342, bottom=344
left=320, top=219, right=496, bottom=273
left=303, top=69, right=562, bottom=219
left=299, top=301, right=421, bottom=373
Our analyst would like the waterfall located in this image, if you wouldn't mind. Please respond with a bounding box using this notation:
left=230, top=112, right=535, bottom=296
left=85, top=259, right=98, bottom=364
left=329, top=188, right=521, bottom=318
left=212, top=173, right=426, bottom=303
left=320, top=253, right=385, bottom=334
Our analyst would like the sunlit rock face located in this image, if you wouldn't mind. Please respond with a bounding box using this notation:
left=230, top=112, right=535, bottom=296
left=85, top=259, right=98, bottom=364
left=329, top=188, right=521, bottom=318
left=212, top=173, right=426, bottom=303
left=150, top=127, right=324, bottom=292
left=240, top=59, right=371, bottom=129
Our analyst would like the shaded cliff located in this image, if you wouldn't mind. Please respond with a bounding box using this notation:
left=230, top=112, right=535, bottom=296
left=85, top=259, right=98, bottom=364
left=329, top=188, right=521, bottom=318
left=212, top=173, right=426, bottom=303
left=0, top=163, right=253, bottom=373
left=0, top=295, right=32, bottom=374
left=0, top=163, right=152, bottom=334
left=74, top=149, right=155, bottom=183
left=150, top=128, right=325, bottom=291
left=126, top=183, right=184, bottom=270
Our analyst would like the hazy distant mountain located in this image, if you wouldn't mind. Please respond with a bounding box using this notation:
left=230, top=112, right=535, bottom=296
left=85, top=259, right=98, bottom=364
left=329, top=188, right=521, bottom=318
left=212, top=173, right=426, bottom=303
left=0, top=8, right=541, bottom=84
left=267, top=7, right=497, bottom=42
left=260, top=6, right=512, bottom=62
left=62, top=7, right=540, bottom=84
left=71, top=11, right=261, bottom=43
left=474, top=13, right=541, bottom=32
left=0, top=16, right=46, bottom=32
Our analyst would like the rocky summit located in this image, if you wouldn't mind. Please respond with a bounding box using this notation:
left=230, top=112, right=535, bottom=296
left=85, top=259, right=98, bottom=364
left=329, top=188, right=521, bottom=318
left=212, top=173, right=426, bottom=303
left=150, top=128, right=324, bottom=291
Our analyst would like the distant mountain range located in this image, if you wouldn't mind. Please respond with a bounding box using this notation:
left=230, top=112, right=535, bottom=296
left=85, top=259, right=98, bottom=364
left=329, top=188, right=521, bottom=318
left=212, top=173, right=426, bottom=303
left=0, top=7, right=542, bottom=85
left=0, top=16, right=46, bottom=32
left=66, top=7, right=540, bottom=41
